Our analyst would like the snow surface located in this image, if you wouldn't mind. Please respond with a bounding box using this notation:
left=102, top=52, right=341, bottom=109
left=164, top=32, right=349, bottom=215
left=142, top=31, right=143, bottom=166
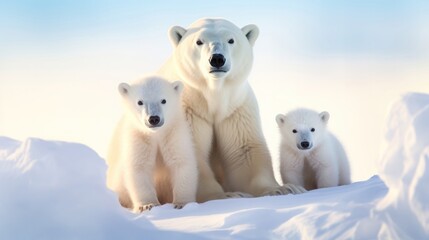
left=1, top=92, right=428, bottom=239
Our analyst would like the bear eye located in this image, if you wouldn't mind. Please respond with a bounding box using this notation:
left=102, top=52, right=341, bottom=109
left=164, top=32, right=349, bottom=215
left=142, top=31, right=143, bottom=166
left=161, top=99, right=166, bottom=104
left=228, top=38, right=234, bottom=44
left=137, top=100, right=143, bottom=106
left=311, top=128, right=315, bottom=132
left=196, top=39, right=203, bottom=46
left=292, top=129, right=297, bottom=134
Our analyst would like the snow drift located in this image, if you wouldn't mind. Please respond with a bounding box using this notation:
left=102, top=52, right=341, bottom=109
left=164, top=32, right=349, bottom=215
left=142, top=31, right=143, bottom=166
left=0, top=92, right=428, bottom=239
left=0, top=137, right=195, bottom=239
left=375, top=92, right=429, bottom=238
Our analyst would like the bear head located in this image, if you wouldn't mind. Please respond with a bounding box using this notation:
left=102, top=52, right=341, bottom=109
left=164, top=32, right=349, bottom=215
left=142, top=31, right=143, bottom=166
left=276, top=109, right=330, bottom=152
left=118, top=76, right=184, bottom=133
left=168, top=18, right=259, bottom=90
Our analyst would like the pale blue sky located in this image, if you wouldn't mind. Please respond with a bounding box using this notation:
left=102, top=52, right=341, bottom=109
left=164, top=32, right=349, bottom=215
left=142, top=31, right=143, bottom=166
left=1, top=1, right=428, bottom=181
left=1, top=1, right=428, bottom=59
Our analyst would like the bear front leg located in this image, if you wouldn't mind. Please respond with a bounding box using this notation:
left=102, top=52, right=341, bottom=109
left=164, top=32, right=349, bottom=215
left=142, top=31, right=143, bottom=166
left=280, top=150, right=305, bottom=188
left=161, top=126, right=198, bottom=208
left=125, top=165, right=160, bottom=213
left=170, top=161, right=198, bottom=209
left=309, top=149, right=339, bottom=188
left=124, top=143, right=160, bottom=213
left=186, top=110, right=227, bottom=202
left=316, top=166, right=339, bottom=188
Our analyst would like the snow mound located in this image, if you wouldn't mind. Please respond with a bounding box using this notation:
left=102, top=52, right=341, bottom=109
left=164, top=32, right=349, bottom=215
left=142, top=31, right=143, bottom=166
left=139, top=177, right=385, bottom=239
left=0, top=92, right=428, bottom=239
left=0, top=137, right=196, bottom=239
left=376, top=92, right=429, bottom=238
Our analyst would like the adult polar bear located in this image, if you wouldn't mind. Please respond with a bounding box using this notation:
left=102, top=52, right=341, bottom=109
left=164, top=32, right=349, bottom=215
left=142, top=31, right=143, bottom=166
left=158, top=18, right=305, bottom=202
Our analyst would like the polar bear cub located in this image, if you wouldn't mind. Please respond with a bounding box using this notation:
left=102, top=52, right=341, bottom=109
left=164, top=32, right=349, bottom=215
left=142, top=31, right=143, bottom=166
left=276, top=108, right=351, bottom=190
left=106, top=75, right=197, bottom=213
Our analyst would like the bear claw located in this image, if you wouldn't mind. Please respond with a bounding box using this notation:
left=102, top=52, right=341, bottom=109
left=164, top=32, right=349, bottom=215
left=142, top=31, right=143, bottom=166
left=135, top=203, right=160, bottom=213
left=225, top=192, right=253, bottom=198
left=173, top=203, right=185, bottom=209
left=283, top=183, right=307, bottom=194
left=263, top=184, right=307, bottom=196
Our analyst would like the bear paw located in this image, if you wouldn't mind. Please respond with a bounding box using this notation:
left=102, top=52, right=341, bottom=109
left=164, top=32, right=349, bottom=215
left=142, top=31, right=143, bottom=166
left=225, top=191, right=254, bottom=198
left=134, top=203, right=160, bottom=213
left=262, top=184, right=307, bottom=196
left=282, top=183, right=307, bottom=194
left=173, top=202, right=187, bottom=209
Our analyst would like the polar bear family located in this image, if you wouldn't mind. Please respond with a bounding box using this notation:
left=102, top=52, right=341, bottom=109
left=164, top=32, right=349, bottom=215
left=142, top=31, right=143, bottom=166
left=106, top=18, right=351, bottom=212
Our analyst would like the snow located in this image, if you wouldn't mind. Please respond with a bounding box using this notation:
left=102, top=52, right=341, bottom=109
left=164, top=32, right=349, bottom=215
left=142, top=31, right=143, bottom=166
left=1, top=92, right=428, bottom=239
left=375, top=93, right=429, bottom=238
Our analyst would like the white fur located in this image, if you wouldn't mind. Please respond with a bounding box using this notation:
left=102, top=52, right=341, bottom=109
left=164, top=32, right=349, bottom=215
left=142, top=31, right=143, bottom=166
left=106, top=75, right=197, bottom=213
left=276, top=108, right=351, bottom=190
left=158, top=18, right=306, bottom=202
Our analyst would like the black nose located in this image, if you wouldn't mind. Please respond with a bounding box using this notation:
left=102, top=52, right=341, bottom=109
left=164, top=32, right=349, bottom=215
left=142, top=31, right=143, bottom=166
left=209, top=54, right=226, bottom=68
left=148, top=116, right=160, bottom=126
left=301, top=141, right=310, bottom=148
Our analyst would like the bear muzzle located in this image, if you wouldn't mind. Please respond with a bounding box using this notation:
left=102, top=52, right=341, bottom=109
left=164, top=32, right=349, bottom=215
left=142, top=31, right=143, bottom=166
left=209, top=54, right=226, bottom=68
left=145, top=115, right=164, bottom=129
left=208, top=54, right=230, bottom=74
left=297, top=141, right=313, bottom=150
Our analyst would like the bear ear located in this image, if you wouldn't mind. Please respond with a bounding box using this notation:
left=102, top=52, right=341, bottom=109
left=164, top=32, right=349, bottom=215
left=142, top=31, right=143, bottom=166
left=169, top=26, right=187, bottom=47
left=241, top=24, right=259, bottom=46
left=172, top=81, right=184, bottom=94
left=319, top=111, right=330, bottom=124
left=276, top=114, right=286, bottom=126
left=118, top=83, right=130, bottom=96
